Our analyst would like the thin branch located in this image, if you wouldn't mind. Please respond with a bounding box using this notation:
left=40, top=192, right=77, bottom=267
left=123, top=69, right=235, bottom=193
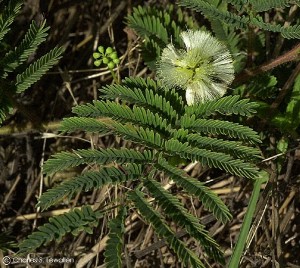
left=234, top=43, right=300, bottom=84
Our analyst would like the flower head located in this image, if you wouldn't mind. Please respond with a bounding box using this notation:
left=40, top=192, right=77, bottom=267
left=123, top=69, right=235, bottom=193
left=157, top=30, right=235, bottom=105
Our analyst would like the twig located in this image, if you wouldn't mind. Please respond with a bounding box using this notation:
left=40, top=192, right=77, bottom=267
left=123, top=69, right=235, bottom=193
left=234, top=43, right=300, bottom=84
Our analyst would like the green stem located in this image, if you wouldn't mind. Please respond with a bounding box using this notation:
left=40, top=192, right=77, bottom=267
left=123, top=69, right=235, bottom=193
left=228, top=174, right=267, bottom=268
left=109, top=68, right=119, bottom=84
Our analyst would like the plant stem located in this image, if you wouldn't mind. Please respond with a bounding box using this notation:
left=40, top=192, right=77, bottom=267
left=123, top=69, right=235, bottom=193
left=228, top=174, right=268, bottom=268
left=110, top=68, right=119, bottom=84
left=234, top=42, right=300, bottom=84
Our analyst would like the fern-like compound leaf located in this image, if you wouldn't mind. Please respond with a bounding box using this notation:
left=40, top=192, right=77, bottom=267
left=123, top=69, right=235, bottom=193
left=251, top=16, right=300, bottom=39
left=156, top=156, right=232, bottom=223
left=16, top=46, right=64, bottom=93
left=61, top=117, right=165, bottom=149
left=127, top=7, right=169, bottom=44
left=18, top=206, right=102, bottom=255
left=43, top=148, right=154, bottom=175
left=100, top=77, right=182, bottom=122
left=178, top=0, right=249, bottom=29
left=128, top=189, right=206, bottom=268
left=38, top=164, right=142, bottom=210
left=143, top=177, right=225, bottom=264
left=0, top=0, right=23, bottom=42
left=250, top=0, right=292, bottom=12
left=111, top=122, right=164, bottom=148
left=185, top=0, right=300, bottom=40
left=72, top=100, right=171, bottom=133
left=165, top=139, right=258, bottom=179
left=122, top=76, right=160, bottom=91
left=184, top=95, right=258, bottom=118
left=73, top=100, right=133, bottom=118
left=2, top=20, right=49, bottom=73
left=182, top=117, right=262, bottom=144
left=126, top=5, right=186, bottom=69
left=122, top=77, right=185, bottom=116
left=104, top=206, right=127, bottom=268
left=186, top=134, right=262, bottom=161
left=60, top=117, right=112, bottom=134
left=276, top=24, right=300, bottom=39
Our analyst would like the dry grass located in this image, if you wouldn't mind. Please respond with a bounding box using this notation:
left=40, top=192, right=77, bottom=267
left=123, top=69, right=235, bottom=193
left=0, top=1, right=300, bottom=267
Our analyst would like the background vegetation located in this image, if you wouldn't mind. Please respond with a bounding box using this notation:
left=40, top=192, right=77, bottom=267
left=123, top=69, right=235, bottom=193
left=1, top=0, right=300, bottom=267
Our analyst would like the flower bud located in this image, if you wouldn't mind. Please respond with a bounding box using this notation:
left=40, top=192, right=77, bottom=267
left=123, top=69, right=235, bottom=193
left=98, top=46, right=104, bottom=53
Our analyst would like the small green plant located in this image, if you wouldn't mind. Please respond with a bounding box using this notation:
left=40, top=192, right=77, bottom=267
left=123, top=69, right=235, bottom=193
left=17, top=73, right=262, bottom=267
left=17, top=1, right=300, bottom=267
left=93, top=45, right=120, bottom=83
left=0, top=0, right=64, bottom=125
left=93, top=45, right=120, bottom=69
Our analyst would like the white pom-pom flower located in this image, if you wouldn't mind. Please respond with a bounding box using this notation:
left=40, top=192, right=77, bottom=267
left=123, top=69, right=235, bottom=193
left=157, top=30, right=235, bottom=105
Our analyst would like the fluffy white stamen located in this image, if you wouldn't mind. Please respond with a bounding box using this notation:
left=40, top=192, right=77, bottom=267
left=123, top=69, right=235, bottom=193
left=157, top=30, right=235, bottom=105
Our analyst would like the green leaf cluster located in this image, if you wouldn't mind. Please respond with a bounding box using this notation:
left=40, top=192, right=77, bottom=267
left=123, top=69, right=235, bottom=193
left=126, top=4, right=196, bottom=70
left=179, top=0, right=300, bottom=39
left=18, top=206, right=102, bottom=255
left=18, top=76, right=262, bottom=267
left=0, top=0, right=64, bottom=125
